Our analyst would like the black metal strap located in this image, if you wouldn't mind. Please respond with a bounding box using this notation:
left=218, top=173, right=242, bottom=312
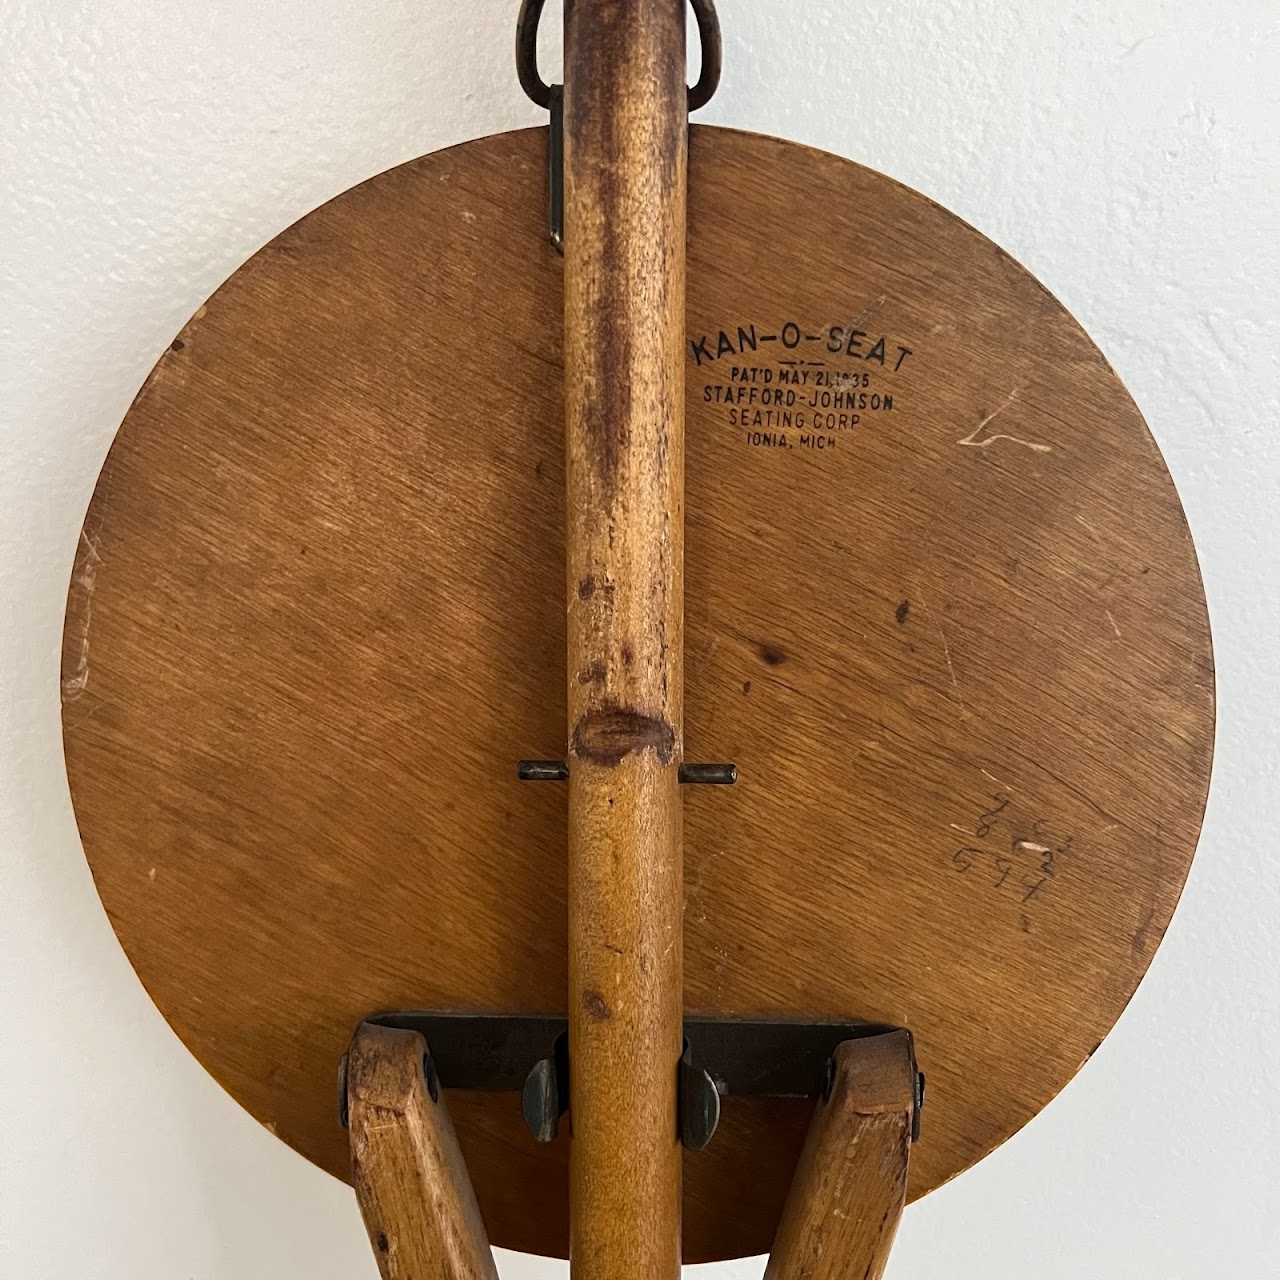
left=516, top=0, right=722, bottom=112
left=341, top=1012, right=924, bottom=1152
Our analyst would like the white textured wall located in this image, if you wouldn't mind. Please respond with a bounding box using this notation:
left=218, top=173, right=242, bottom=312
left=3, top=1, right=1277, bottom=1276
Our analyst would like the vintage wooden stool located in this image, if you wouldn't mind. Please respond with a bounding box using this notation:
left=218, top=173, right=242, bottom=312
left=61, top=3, right=1214, bottom=1277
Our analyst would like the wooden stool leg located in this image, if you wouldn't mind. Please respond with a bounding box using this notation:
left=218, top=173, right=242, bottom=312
left=764, top=1031, right=918, bottom=1280
left=346, top=1022, right=499, bottom=1280
left=562, top=3, right=689, bottom=1279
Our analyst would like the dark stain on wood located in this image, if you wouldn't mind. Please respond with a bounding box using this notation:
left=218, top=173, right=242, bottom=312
left=757, top=642, right=787, bottom=667
left=896, top=600, right=910, bottom=625
left=564, top=0, right=684, bottom=499
left=1131, top=906, right=1158, bottom=955
left=584, top=232, right=633, bottom=499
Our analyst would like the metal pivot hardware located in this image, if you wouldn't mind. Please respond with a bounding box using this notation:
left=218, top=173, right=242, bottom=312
left=518, top=759, right=737, bottom=784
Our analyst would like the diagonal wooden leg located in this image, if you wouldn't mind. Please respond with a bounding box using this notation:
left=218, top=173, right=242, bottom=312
left=346, top=1022, right=499, bottom=1280
left=764, top=1030, right=918, bottom=1280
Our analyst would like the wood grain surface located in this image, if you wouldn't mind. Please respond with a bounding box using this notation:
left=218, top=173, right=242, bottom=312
left=348, top=1023, right=498, bottom=1280
left=61, top=125, right=1214, bottom=1262
left=764, top=1033, right=916, bottom=1280
left=561, top=3, right=687, bottom=1278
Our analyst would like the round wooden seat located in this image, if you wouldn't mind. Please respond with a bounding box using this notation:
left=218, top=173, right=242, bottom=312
left=62, top=126, right=1213, bottom=1261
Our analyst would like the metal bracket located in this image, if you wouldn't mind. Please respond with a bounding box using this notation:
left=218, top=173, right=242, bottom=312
left=517, top=0, right=722, bottom=113
left=548, top=84, right=564, bottom=254
left=340, top=1012, right=923, bottom=1151
left=518, top=0, right=722, bottom=252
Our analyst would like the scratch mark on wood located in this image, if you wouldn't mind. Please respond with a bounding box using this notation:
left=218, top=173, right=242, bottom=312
left=848, top=294, right=887, bottom=329
left=1013, top=840, right=1053, bottom=856
left=913, top=591, right=968, bottom=714
left=62, top=530, right=102, bottom=702
left=957, top=389, right=1052, bottom=453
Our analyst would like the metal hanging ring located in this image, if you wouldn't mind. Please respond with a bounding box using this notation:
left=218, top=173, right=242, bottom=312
left=516, top=0, right=721, bottom=113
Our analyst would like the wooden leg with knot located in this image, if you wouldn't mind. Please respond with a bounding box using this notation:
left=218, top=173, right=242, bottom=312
left=346, top=1022, right=499, bottom=1280
left=764, top=1030, right=918, bottom=1280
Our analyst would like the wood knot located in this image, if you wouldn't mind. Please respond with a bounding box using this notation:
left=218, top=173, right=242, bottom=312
left=581, top=989, right=612, bottom=1021
left=571, top=702, right=675, bottom=767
